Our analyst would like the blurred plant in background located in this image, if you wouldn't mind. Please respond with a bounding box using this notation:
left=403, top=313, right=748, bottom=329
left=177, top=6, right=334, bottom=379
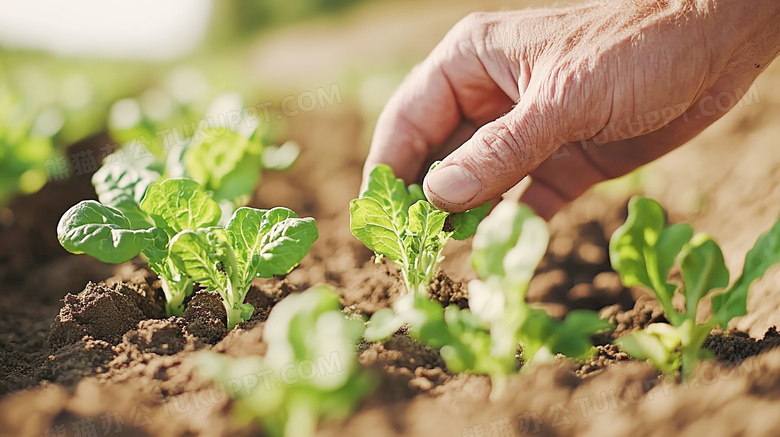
left=0, top=56, right=297, bottom=207
left=98, top=84, right=300, bottom=225
left=0, top=0, right=389, bottom=206
left=0, top=74, right=60, bottom=205
left=214, top=0, right=371, bottom=41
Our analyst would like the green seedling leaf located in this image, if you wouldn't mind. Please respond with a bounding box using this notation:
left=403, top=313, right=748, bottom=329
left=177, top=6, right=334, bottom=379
left=552, top=310, right=614, bottom=358
left=712, top=214, right=780, bottom=327
left=91, top=145, right=161, bottom=229
left=519, top=308, right=611, bottom=363
left=471, top=202, right=548, bottom=285
left=654, top=223, right=694, bottom=286
left=263, top=285, right=344, bottom=359
left=363, top=309, right=404, bottom=341
left=615, top=328, right=679, bottom=374
left=679, top=234, right=729, bottom=317
left=226, top=207, right=318, bottom=281
left=516, top=309, right=556, bottom=363
left=349, top=197, right=405, bottom=263
left=609, top=197, right=690, bottom=324
left=449, top=202, right=490, bottom=241
left=239, top=302, right=255, bottom=320
left=141, top=178, right=222, bottom=235
left=678, top=319, right=714, bottom=365
left=404, top=293, right=454, bottom=348
left=561, top=310, right=615, bottom=334
left=168, top=229, right=227, bottom=291
left=227, top=207, right=296, bottom=277
left=138, top=228, right=170, bottom=270
left=255, top=216, right=319, bottom=277
left=228, top=207, right=297, bottom=252
left=406, top=200, right=448, bottom=271
left=360, top=164, right=410, bottom=231
left=439, top=307, right=485, bottom=373
left=467, top=277, right=505, bottom=323
left=407, top=200, right=448, bottom=237
left=261, top=140, right=299, bottom=170
left=57, top=200, right=159, bottom=263
left=210, top=156, right=263, bottom=207
left=645, top=323, right=683, bottom=351
left=407, top=183, right=426, bottom=204
left=609, top=197, right=666, bottom=291
left=185, top=129, right=264, bottom=203
left=615, top=322, right=711, bottom=377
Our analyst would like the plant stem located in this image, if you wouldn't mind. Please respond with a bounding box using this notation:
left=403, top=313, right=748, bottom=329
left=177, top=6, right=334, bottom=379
left=217, top=241, right=248, bottom=331
left=405, top=235, right=450, bottom=296
left=165, top=299, right=185, bottom=317
left=160, top=276, right=187, bottom=316
left=225, top=305, right=243, bottom=331
left=643, top=247, right=682, bottom=326
left=488, top=374, right=507, bottom=402
left=284, top=402, right=315, bottom=437
left=679, top=318, right=717, bottom=379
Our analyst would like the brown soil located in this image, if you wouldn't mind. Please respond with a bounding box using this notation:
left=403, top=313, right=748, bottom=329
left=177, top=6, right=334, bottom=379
left=2, top=45, right=780, bottom=437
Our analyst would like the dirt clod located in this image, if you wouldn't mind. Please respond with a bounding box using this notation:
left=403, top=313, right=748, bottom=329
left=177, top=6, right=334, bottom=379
left=123, top=318, right=196, bottom=356
left=37, top=336, right=114, bottom=386
left=49, top=282, right=148, bottom=350
left=182, top=292, right=228, bottom=344
left=704, top=326, right=780, bottom=365
left=429, top=271, right=469, bottom=309
left=574, top=344, right=634, bottom=378
left=599, top=294, right=667, bottom=338
left=361, top=333, right=450, bottom=401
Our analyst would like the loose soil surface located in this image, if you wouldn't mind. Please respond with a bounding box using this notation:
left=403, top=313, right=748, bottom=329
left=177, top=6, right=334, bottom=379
left=3, top=28, right=780, bottom=437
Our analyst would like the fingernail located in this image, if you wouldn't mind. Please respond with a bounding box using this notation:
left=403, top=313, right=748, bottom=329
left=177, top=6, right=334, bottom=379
left=425, top=165, right=482, bottom=205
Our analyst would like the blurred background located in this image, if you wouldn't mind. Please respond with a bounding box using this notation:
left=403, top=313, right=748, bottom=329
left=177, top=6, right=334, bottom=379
left=0, top=0, right=522, bottom=207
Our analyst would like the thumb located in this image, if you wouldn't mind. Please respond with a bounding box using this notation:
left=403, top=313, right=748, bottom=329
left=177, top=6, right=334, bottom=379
left=423, top=104, right=563, bottom=212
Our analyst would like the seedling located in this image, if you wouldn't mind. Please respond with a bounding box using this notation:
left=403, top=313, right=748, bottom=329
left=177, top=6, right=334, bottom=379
left=610, top=197, right=780, bottom=378
left=196, top=285, right=374, bottom=437
left=63, top=110, right=304, bottom=322
left=57, top=178, right=317, bottom=327
left=349, top=164, right=488, bottom=295
left=365, top=201, right=611, bottom=398
left=168, top=204, right=317, bottom=329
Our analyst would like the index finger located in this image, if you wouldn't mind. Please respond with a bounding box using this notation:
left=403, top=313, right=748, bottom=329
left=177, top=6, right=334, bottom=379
left=361, top=57, right=462, bottom=192
left=362, top=13, right=521, bottom=194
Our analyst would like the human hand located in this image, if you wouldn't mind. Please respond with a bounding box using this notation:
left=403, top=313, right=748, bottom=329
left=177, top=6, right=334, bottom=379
left=362, top=0, right=780, bottom=218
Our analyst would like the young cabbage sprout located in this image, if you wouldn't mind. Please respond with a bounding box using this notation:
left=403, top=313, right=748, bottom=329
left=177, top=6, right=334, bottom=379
left=350, top=164, right=488, bottom=295
left=610, top=197, right=780, bottom=378
left=58, top=178, right=317, bottom=327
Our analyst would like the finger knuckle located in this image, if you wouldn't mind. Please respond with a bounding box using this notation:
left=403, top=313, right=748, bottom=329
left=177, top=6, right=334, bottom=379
left=455, top=12, right=491, bottom=32
left=469, top=123, right=526, bottom=176
left=449, top=12, right=497, bottom=46
left=544, top=64, right=585, bottom=112
left=534, top=62, right=605, bottom=136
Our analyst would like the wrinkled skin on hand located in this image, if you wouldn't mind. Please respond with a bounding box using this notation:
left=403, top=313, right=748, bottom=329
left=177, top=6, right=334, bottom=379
left=363, top=0, right=780, bottom=218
